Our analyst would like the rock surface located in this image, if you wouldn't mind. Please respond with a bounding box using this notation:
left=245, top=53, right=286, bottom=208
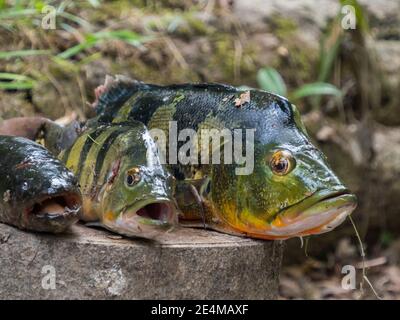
left=0, top=223, right=283, bottom=299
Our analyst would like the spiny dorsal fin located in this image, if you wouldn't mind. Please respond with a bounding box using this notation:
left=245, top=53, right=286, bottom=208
left=92, top=75, right=145, bottom=115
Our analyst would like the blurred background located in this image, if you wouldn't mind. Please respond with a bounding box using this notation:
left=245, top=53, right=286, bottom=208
left=0, top=0, right=399, bottom=299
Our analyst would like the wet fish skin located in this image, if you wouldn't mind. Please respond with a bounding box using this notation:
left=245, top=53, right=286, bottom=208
left=90, top=76, right=357, bottom=240
left=60, top=122, right=177, bottom=239
left=0, top=136, right=82, bottom=233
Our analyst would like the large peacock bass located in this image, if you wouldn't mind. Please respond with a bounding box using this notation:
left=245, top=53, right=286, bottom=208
left=59, top=121, right=177, bottom=239
left=90, top=75, right=357, bottom=240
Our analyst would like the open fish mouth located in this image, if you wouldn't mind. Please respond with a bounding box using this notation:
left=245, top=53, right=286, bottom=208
left=107, top=198, right=177, bottom=239
left=263, top=190, right=357, bottom=239
left=26, top=192, right=82, bottom=232
left=134, top=200, right=176, bottom=226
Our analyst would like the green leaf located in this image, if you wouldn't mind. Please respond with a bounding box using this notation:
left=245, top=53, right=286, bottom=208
left=257, top=68, right=287, bottom=97
left=0, top=73, right=36, bottom=90
left=0, top=8, right=37, bottom=19
left=95, top=30, right=150, bottom=46
left=0, top=49, right=50, bottom=60
left=57, top=30, right=149, bottom=59
left=0, top=73, right=30, bottom=81
left=58, top=11, right=92, bottom=29
left=291, top=82, right=342, bottom=100
left=0, top=81, right=35, bottom=90
left=340, top=0, right=368, bottom=32
left=57, top=38, right=98, bottom=59
left=318, top=31, right=342, bottom=82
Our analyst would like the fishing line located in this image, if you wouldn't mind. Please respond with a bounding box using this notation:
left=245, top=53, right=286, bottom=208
left=299, top=236, right=304, bottom=248
left=348, top=215, right=382, bottom=300
left=304, top=237, right=310, bottom=257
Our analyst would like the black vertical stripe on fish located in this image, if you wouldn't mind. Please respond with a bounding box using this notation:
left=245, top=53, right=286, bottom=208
left=92, top=126, right=131, bottom=187
left=75, top=128, right=106, bottom=179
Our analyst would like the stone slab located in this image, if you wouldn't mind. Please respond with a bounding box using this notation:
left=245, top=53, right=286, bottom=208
left=0, top=223, right=284, bottom=299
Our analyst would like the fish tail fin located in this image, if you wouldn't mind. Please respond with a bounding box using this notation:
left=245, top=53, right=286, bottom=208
left=92, top=75, right=144, bottom=115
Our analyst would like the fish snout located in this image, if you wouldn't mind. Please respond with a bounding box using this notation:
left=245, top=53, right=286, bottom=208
left=268, top=190, right=357, bottom=239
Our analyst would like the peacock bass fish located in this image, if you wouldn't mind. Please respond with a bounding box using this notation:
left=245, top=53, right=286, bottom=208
left=90, top=75, right=357, bottom=240
left=0, top=136, right=81, bottom=233
left=59, top=121, right=177, bottom=239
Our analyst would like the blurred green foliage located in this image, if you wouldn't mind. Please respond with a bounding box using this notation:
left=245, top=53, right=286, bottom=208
left=257, top=67, right=342, bottom=104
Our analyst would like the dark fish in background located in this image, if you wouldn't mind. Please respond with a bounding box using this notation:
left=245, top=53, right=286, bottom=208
left=0, top=116, right=51, bottom=140
left=0, top=136, right=81, bottom=233
left=0, top=116, right=82, bottom=156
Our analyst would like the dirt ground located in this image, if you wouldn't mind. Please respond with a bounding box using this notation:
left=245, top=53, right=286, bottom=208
left=280, top=236, right=400, bottom=299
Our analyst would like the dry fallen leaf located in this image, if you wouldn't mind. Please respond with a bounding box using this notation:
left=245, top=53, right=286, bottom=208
left=234, top=91, right=250, bottom=107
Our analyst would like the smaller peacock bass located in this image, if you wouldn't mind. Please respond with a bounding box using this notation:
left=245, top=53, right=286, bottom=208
left=59, top=122, right=177, bottom=239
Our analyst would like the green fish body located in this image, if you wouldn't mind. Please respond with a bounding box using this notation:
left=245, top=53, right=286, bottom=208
left=0, top=136, right=81, bottom=233
left=60, top=121, right=177, bottom=239
left=91, top=76, right=357, bottom=240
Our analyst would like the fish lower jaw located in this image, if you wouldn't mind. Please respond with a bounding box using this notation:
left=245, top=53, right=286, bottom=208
left=102, top=200, right=177, bottom=239
left=134, top=200, right=176, bottom=225
left=25, top=192, right=82, bottom=232
left=215, top=193, right=357, bottom=240
left=269, top=206, right=353, bottom=239
left=260, top=197, right=357, bottom=239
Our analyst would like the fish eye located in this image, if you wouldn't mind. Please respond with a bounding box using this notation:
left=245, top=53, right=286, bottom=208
left=269, top=150, right=295, bottom=176
left=126, top=167, right=141, bottom=187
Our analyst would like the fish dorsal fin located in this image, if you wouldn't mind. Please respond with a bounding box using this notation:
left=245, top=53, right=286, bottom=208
left=93, top=75, right=146, bottom=115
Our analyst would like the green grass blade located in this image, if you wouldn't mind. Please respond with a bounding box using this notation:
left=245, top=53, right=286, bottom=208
left=58, top=11, right=92, bottom=29
left=291, top=82, right=342, bottom=100
left=0, top=81, right=35, bottom=90
left=0, top=73, right=36, bottom=90
left=94, top=30, right=150, bottom=46
left=0, top=72, right=31, bottom=81
left=257, top=67, right=287, bottom=96
left=340, top=0, right=369, bottom=32
left=0, top=8, right=37, bottom=19
left=0, top=49, right=50, bottom=60
left=57, top=38, right=98, bottom=59
left=318, top=34, right=342, bottom=82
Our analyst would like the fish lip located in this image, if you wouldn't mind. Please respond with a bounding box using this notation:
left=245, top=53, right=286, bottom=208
left=275, top=188, right=352, bottom=217
left=123, top=198, right=177, bottom=226
left=104, top=198, right=177, bottom=239
left=264, top=190, right=357, bottom=239
left=24, top=191, right=82, bottom=232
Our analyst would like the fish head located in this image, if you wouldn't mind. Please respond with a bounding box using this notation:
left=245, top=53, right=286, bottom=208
left=2, top=137, right=82, bottom=233
left=210, top=96, right=357, bottom=239
left=99, top=123, right=177, bottom=239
